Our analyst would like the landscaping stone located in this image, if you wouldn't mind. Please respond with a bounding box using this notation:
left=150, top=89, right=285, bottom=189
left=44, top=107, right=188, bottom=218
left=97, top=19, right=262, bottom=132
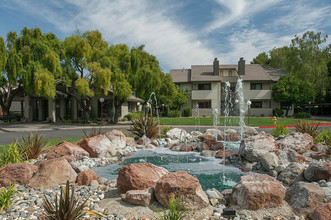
left=0, top=163, right=38, bottom=186
left=240, top=163, right=253, bottom=172
left=104, top=129, right=126, bottom=149
left=229, top=174, right=286, bottom=210
left=201, top=150, right=217, bottom=157
left=79, top=134, right=115, bottom=158
left=311, top=142, right=330, bottom=153
left=196, top=143, right=210, bottom=152
left=155, top=171, right=209, bottom=210
left=260, top=152, right=279, bottom=171
left=225, top=132, right=240, bottom=142
left=243, top=126, right=258, bottom=137
left=277, top=162, right=305, bottom=185
left=121, top=187, right=154, bottom=206
left=205, top=129, right=224, bottom=141
left=239, top=134, right=279, bottom=162
left=166, top=128, right=187, bottom=141
left=117, top=163, right=168, bottom=194
left=285, top=181, right=325, bottom=215
left=199, top=134, right=218, bottom=147
left=179, top=144, right=193, bottom=152
left=276, top=133, right=313, bottom=154
left=309, top=201, right=331, bottom=220
left=46, top=141, right=89, bottom=162
left=28, top=158, right=77, bottom=189
left=136, top=137, right=150, bottom=145
left=77, top=169, right=99, bottom=186
left=211, top=142, right=224, bottom=151
left=215, top=150, right=238, bottom=159
left=287, top=149, right=305, bottom=163
left=304, top=161, right=331, bottom=182
left=125, top=137, right=136, bottom=146
left=310, top=152, right=329, bottom=160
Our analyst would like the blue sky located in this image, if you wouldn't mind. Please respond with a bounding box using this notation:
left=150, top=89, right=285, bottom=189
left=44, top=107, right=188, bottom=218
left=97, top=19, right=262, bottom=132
left=1, top=0, right=331, bottom=72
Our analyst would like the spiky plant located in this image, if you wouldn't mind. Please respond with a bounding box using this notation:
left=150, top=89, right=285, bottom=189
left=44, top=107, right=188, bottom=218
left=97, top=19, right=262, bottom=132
left=20, top=132, right=49, bottom=160
left=157, top=192, right=187, bottom=220
left=128, top=114, right=159, bottom=139
left=82, top=126, right=105, bottom=138
left=0, top=184, right=16, bottom=211
left=294, top=120, right=320, bottom=138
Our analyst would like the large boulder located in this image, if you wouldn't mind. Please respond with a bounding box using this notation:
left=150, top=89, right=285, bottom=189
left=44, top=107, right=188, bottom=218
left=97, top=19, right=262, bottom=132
left=277, top=162, right=305, bottom=185
left=46, top=141, right=89, bottom=162
left=104, top=129, right=126, bottom=149
left=121, top=187, right=154, bottom=206
left=229, top=174, right=285, bottom=210
left=287, top=149, right=306, bottom=163
left=304, top=162, right=331, bottom=182
left=243, top=126, right=258, bottom=138
left=309, top=200, right=331, bottom=220
left=154, top=171, right=209, bottom=210
left=199, top=135, right=217, bottom=147
left=285, top=181, right=325, bottom=215
left=28, top=158, right=77, bottom=189
left=166, top=128, right=187, bottom=141
left=260, top=152, right=279, bottom=171
left=117, top=163, right=168, bottom=194
left=311, top=142, right=330, bottom=153
left=276, top=133, right=313, bottom=154
left=76, top=169, right=98, bottom=186
left=0, top=163, right=38, bottom=186
left=239, top=134, right=279, bottom=162
left=79, top=134, right=115, bottom=158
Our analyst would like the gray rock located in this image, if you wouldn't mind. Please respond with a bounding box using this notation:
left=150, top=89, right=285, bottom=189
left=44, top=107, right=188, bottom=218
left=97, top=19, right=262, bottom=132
left=260, top=152, right=279, bottom=171
left=166, top=128, right=187, bottom=141
left=243, top=126, right=258, bottom=137
left=90, top=180, right=99, bottom=188
left=304, top=161, right=331, bottom=182
left=277, top=162, right=305, bottom=185
left=275, top=164, right=287, bottom=173
left=268, top=170, right=278, bottom=178
left=276, top=133, right=313, bottom=154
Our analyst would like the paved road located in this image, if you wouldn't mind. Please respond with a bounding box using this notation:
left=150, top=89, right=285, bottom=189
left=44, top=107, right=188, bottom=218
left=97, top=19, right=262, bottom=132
left=0, top=122, right=277, bottom=145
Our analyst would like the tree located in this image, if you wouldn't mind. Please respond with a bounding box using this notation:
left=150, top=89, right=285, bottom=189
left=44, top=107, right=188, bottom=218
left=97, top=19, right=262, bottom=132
left=62, top=30, right=111, bottom=120
left=158, top=73, right=177, bottom=107
left=169, top=88, right=189, bottom=110
left=250, top=52, right=270, bottom=67
left=272, top=75, right=315, bottom=116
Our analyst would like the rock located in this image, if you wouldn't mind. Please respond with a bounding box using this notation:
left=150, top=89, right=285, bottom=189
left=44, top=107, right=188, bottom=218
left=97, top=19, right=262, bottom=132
left=201, top=150, right=217, bottom=157
left=277, top=162, right=305, bottom=185
left=304, top=162, right=331, bottom=182
left=46, top=141, right=89, bottom=162
left=268, top=170, right=278, bottom=178
left=287, top=149, right=305, bottom=163
left=70, top=164, right=89, bottom=173
left=211, top=142, right=224, bottom=151
left=229, top=174, right=286, bottom=210
left=260, top=153, right=279, bottom=171
left=104, top=129, right=126, bottom=149
left=137, top=137, right=150, bottom=145
left=151, top=140, right=159, bottom=146
left=0, top=163, right=38, bottom=186
left=276, top=133, right=313, bottom=154
left=191, top=131, right=203, bottom=140
left=309, top=201, right=331, bottom=220
left=199, top=135, right=218, bottom=147
left=90, top=179, right=99, bottom=188
left=285, top=181, right=325, bottom=215
left=165, top=140, right=179, bottom=149
left=243, top=126, right=258, bottom=137
left=196, top=143, right=210, bottom=152
left=76, top=170, right=99, bottom=186
left=121, top=187, right=154, bottom=206
left=277, top=150, right=290, bottom=166
left=215, top=150, right=238, bottom=159
left=225, top=132, right=240, bottom=142
left=154, top=171, right=209, bottom=210
left=310, top=152, right=329, bottom=160
left=311, top=142, right=330, bottom=153
left=205, top=129, right=224, bottom=140
left=275, top=165, right=286, bottom=173
left=179, top=145, right=193, bottom=152
left=240, top=163, right=253, bottom=172
left=125, top=137, right=136, bottom=146
left=79, top=135, right=115, bottom=158
left=166, top=128, right=187, bottom=141
left=239, top=134, right=279, bottom=162
left=117, top=163, right=168, bottom=194
left=28, top=158, right=77, bottom=189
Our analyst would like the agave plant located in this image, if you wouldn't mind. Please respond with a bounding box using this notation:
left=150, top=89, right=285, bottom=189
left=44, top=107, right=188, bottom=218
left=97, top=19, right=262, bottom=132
left=82, top=126, right=105, bottom=138
left=43, top=181, right=102, bottom=220
left=128, top=114, right=159, bottom=139
left=20, top=132, right=49, bottom=160
left=294, top=120, right=320, bottom=138
left=157, top=192, right=187, bottom=220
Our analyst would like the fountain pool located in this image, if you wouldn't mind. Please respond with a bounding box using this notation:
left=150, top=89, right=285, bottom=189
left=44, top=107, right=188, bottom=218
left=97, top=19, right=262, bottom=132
left=93, top=142, right=245, bottom=192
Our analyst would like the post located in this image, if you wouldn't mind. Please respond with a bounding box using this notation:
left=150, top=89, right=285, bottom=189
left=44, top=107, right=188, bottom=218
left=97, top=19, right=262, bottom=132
left=246, top=100, right=252, bottom=126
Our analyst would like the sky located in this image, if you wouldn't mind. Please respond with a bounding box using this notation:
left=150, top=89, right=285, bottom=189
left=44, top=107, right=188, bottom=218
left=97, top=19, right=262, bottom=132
left=1, top=0, right=331, bottom=73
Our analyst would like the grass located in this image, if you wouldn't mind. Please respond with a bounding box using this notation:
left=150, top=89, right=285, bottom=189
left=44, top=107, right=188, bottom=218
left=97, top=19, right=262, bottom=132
left=159, top=117, right=329, bottom=127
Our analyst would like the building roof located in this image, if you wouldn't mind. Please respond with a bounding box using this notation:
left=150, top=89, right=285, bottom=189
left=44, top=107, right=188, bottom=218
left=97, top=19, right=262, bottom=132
left=265, top=68, right=289, bottom=81
left=127, top=95, right=144, bottom=102
left=170, top=63, right=275, bottom=82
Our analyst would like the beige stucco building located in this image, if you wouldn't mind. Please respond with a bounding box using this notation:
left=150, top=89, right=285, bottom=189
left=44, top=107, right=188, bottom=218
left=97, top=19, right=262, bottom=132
left=170, top=58, right=294, bottom=117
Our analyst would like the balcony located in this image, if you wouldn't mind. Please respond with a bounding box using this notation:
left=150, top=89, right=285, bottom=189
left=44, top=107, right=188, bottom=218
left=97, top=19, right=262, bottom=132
left=191, top=90, right=213, bottom=100
left=246, top=90, right=271, bottom=100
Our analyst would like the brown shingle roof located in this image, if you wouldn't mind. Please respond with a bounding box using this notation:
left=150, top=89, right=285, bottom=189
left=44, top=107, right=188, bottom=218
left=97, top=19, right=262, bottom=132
left=169, top=69, right=191, bottom=83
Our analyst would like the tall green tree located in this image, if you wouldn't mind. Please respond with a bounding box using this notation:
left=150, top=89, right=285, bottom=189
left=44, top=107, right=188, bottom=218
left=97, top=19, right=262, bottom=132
left=62, top=30, right=111, bottom=120
left=250, top=52, right=270, bottom=67
left=272, top=75, right=315, bottom=116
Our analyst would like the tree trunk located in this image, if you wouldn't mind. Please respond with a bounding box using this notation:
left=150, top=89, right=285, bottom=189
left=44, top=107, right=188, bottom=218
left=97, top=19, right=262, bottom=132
left=80, top=96, right=91, bottom=121
left=113, top=97, right=124, bottom=124
left=285, top=106, right=290, bottom=117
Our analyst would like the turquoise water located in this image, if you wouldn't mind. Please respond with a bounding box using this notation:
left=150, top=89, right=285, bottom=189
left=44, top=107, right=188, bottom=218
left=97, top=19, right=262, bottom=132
left=93, top=142, right=245, bottom=192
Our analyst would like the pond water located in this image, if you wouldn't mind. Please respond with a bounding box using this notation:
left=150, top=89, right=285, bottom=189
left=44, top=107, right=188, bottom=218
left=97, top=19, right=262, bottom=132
left=93, top=142, right=246, bottom=192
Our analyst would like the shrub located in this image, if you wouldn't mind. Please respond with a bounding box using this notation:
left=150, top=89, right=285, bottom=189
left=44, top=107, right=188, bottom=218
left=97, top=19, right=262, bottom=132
left=20, top=133, right=49, bottom=160
left=294, top=112, right=311, bottom=118
left=272, top=125, right=290, bottom=137
left=0, top=184, right=16, bottom=211
left=314, top=129, right=331, bottom=146
left=0, top=141, right=26, bottom=167
left=123, top=111, right=144, bottom=121
left=183, top=107, right=191, bottom=117
left=161, top=126, right=172, bottom=138
left=294, top=120, right=320, bottom=138
left=43, top=180, right=102, bottom=220
left=157, top=192, right=187, bottom=220
left=168, top=110, right=181, bottom=118
left=273, top=108, right=284, bottom=117
left=128, top=114, right=159, bottom=139
left=83, top=126, right=105, bottom=138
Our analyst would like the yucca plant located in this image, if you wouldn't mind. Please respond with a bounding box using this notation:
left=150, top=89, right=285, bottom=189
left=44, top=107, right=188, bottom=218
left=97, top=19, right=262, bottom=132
left=128, top=114, right=159, bottom=139
left=20, top=132, right=49, bottom=160
left=157, top=192, right=187, bottom=220
left=0, top=184, right=16, bottom=211
left=82, top=126, right=105, bottom=138
left=294, top=120, right=320, bottom=138
left=43, top=180, right=102, bottom=220
left=0, top=141, right=26, bottom=168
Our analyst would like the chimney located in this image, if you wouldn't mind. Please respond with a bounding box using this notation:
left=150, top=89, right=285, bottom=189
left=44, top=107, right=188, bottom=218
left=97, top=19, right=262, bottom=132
left=238, top=57, right=245, bottom=75
left=213, top=58, right=219, bottom=75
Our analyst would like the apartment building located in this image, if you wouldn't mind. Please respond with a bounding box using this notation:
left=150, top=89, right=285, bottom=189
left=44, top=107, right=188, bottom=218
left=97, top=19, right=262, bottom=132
left=170, top=58, right=293, bottom=117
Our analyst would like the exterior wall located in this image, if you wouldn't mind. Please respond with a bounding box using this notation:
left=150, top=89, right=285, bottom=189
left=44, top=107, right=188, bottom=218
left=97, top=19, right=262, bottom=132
left=191, top=82, right=220, bottom=115
left=121, top=102, right=129, bottom=118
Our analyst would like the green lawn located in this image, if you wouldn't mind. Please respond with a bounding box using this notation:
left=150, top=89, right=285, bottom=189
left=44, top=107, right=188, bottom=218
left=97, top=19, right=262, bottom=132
left=159, top=117, right=329, bottom=127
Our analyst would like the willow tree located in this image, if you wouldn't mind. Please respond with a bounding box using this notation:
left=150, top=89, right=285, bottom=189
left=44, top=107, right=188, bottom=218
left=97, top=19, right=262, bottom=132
left=0, top=27, right=62, bottom=116
left=62, top=30, right=111, bottom=120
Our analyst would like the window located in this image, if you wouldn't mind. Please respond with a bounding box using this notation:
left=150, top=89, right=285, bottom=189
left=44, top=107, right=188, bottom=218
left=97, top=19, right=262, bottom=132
left=280, top=102, right=292, bottom=110
left=198, top=84, right=211, bottom=90
left=198, top=101, right=211, bottom=108
left=251, top=101, right=262, bottom=108
left=250, top=83, right=262, bottom=90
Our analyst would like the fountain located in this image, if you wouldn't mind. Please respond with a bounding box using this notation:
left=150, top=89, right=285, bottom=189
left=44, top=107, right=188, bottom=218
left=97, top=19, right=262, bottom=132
left=195, top=104, right=200, bottom=131
left=148, top=92, right=161, bottom=140
left=235, top=79, right=245, bottom=140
